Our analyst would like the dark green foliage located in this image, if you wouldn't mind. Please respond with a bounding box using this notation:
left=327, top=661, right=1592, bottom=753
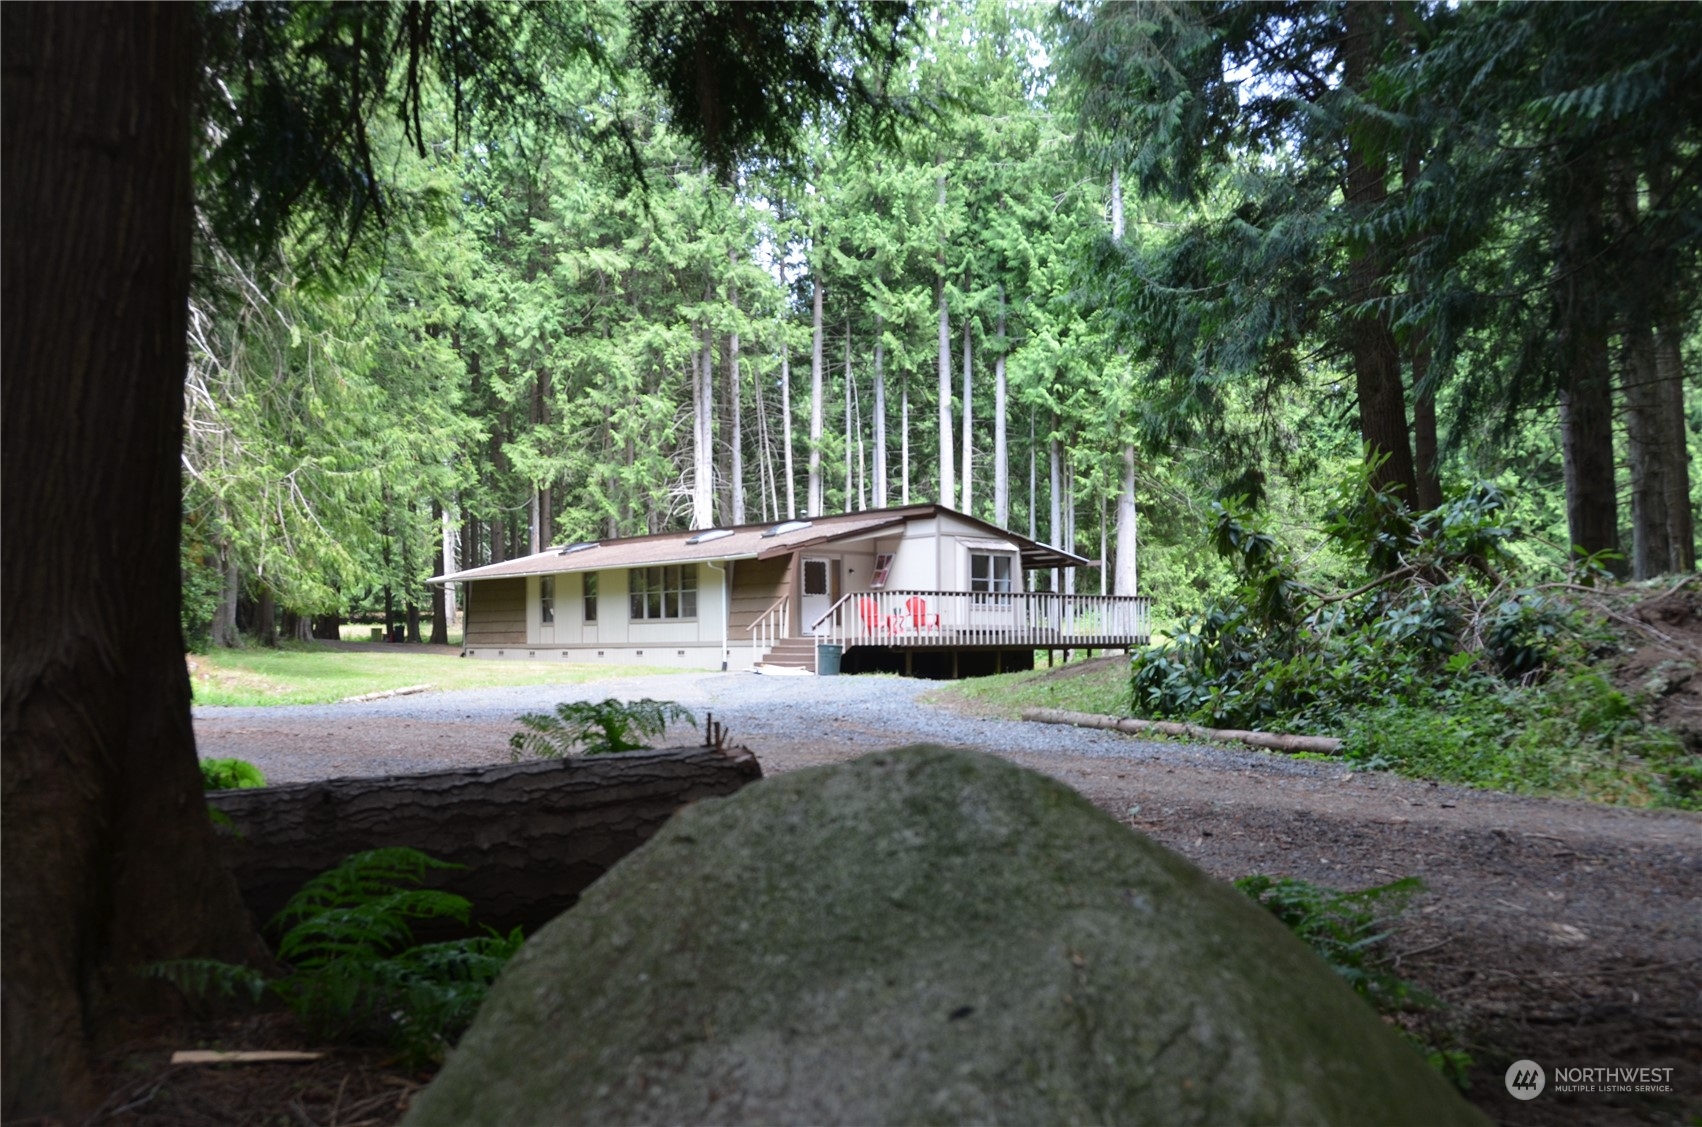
left=180, top=534, right=224, bottom=652
left=150, top=848, right=522, bottom=1066
left=509, top=698, right=695, bottom=759
left=1234, top=874, right=1425, bottom=1012
left=1131, top=467, right=1696, bottom=806
left=1233, top=872, right=1473, bottom=1087
left=199, top=757, right=267, bottom=791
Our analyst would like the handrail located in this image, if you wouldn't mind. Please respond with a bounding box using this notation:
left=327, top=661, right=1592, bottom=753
left=747, top=594, right=790, bottom=664
left=807, top=592, right=853, bottom=633
left=809, top=589, right=1151, bottom=653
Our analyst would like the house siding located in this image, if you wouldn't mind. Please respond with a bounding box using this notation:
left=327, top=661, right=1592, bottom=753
left=729, top=556, right=792, bottom=633
left=465, top=577, right=526, bottom=645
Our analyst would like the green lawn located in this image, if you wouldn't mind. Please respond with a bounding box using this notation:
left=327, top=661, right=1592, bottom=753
left=930, top=654, right=1132, bottom=720
left=188, top=644, right=686, bottom=706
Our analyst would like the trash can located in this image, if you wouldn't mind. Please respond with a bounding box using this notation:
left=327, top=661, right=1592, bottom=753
left=815, top=643, right=843, bottom=676
left=391, top=626, right=406, bottom=644
left=369, top=627, right=383, bottom=642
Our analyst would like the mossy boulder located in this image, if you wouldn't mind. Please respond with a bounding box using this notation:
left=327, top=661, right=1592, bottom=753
left=407, top=745, right=1485, bottom=1126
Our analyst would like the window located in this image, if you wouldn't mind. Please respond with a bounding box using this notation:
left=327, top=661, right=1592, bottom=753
left=539, top=576, right=555, bottom=625
left=869, top=553, right=894, bottom=589
left=583, top=572, right=598, bottom=623
left=802, top=558, right=830, bottom=596
left=629, top=565, right=697, bottom=620
left=971, top=553, right=1013, bottom=603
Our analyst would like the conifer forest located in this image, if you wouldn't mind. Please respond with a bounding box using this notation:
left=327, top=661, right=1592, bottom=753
left=176, top=1, right=1700, bottom=647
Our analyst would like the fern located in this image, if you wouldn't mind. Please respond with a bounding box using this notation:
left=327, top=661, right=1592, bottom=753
left=149, top=848, right=520, bottom=1066
left=508, top=697, right=695, bottom=759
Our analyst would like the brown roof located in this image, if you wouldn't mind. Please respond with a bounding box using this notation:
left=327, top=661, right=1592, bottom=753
left=428, top=504, right=1086, bottom=584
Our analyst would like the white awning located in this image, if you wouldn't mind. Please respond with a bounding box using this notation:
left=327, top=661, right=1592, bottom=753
left=959, top=537, right=1020, bottom=552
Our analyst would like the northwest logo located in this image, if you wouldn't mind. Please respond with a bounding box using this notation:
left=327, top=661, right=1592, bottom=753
left=1505, top=1060, right=1546, bottom=1100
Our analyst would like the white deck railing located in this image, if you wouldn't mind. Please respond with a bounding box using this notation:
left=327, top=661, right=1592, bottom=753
left=747, top=594, right=791, bottom=664
left=806, top=589, right=1151, bottom=651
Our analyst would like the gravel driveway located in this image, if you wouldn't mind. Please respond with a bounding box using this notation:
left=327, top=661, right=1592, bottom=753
left=195, top=669, right=1700, bottom=1126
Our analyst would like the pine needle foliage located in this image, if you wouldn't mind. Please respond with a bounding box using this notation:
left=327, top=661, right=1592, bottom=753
left=508, top=697, right=695, bottom=759
left=149, top=848, right=521, bottom=1066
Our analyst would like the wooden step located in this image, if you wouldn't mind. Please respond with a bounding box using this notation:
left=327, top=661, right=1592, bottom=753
left=758, top=637, right=824, bottom=673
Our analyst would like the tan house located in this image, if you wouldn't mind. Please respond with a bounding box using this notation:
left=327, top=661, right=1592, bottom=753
left=429, top=504, right=1150, bottom=676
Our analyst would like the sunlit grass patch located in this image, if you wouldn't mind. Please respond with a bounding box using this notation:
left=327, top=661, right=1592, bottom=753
left=189, top=645, right=687, bottom=706
left=928, top=654, right=1132, bottom=720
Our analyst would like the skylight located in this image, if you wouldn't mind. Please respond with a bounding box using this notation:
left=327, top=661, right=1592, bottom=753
left=761, top=520, right=813, bottom=538
left=557, top=541, right=599, bottom=555
left=685, top=528, right=735, bottom=545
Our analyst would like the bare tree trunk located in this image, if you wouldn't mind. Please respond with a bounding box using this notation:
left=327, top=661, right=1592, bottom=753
left=994, top=288, right=1009, bottom=528
left=901, top=377, right=911, bottom=505
left=209, top=748, right=762, bottom=941
left=212, top=542, right=241, bottom=648
left=781, top=341, right=797, bottom=520
left=1050, top=433, right=1063, bottom=593
left=1623, top=319, right=1670, bottom=579
left=693, top=319, right=715, bottom=529
left=727, top=249, right=745, bottom=525
left=809, top=276, right=825, bottom=517
left=1555, top=158, right=1620, bottom=564
left=2, top=6, right=263, bottom=1115
left=1114, top=446, right=1138, bottom=596
left=937, top=171, right=955, bottom=508
left=753, top=346, right=775, bottom=523
left=1655, top=326, right=1696, bottom=572
left=431, top=502, right=450, bottom=644
left=960, top=313, right=975, bottom=517
left=873, top=314, right=887, bottom=509
left=1063, top=452, right=1077, bottom=597
left=844, top=324, right=855, bottom=510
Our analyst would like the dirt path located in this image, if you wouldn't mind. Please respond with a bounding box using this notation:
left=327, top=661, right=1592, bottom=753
left=195, top=697, right=1700, bottom=1126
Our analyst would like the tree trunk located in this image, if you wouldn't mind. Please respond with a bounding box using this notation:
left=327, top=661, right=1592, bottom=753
left=937, top=273, right=955, bottom=508
left=1655, top=326, right=1695, bottom=573
left=960, top=312, right=975, bottom=516
left=727, top=251, right=745, bottom=526
left=873, top=313, right=888, bottom=509
left=693, top=320, right=715, bottom=529
left=212, top=543, right=241, bottom=648
left=1049, top=433, right=1063, bottom=593
left=808, top=275, right=825, bottom=517
left=256, top=586, right=277, bottom=648
left=1623, top=319, right=1670, bottom=579
left=1063, top=453, right=1077, bottom=597
left=1555, top=156, right=1619, bottom=564
left=781, top=341, right=797, bottom=520
left=901, top=376, right=911, bottom=505
left=431, top=502, right=450, bottom=644
left=1410, top=342, right=1442, bottom=512
left=1114, top=446, right=1138, bottom=596
left=2, top=6, right=263, bottom=1116
left=844, top=324, right=855, bottom=510
left=994, top=288, right=1009, bottom=528
left=208, top=747, right=762, bottom=941
left=1342, top=3, right=1418, bottom=503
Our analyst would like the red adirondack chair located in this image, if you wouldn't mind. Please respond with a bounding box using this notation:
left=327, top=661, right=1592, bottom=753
left=904, top=595, right=940, bottom=632
left=857, top=596, right=893, bottom=636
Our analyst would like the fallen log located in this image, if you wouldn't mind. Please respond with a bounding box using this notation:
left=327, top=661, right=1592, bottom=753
left=1020, top=708, right=1344, bottom=755
left=207, top=745, right=762, bottom=938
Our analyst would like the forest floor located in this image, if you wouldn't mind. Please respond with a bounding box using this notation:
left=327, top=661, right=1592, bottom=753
left=80, top=656, right=1701, bottom=1127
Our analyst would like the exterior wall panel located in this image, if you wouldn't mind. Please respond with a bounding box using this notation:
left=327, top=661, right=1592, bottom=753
left=464, top=577, right=527, bottom=645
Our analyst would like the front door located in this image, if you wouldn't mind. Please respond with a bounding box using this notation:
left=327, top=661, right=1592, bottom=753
left=801, top=556, right=835, bottom=635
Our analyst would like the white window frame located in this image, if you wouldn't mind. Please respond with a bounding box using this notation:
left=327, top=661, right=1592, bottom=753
left=628, top=564, right=698, bottom=621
